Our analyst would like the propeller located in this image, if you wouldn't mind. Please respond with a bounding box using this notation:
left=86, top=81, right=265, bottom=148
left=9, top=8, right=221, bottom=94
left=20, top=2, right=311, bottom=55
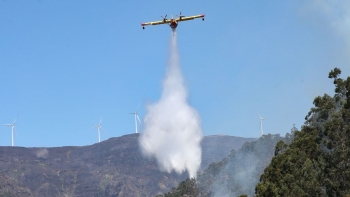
left=161, top=15, right=167, bottom=20
left=177, top=12, right=184, bottom=19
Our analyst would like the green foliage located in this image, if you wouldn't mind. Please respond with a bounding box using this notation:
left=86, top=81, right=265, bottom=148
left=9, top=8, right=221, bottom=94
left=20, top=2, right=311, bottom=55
left=256, top=68, right=350, bottom=196
left=161, top=68, right=350, bottom=197
left=162, top=133, right=293, bottom=197
left=198, top=134, right=289, bottom=197
left=163, top=178, right=199, bottom=197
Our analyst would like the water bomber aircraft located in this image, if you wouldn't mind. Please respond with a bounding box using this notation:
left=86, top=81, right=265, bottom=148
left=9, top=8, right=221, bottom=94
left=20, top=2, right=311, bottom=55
left=141, top=12, right=205, bottom=30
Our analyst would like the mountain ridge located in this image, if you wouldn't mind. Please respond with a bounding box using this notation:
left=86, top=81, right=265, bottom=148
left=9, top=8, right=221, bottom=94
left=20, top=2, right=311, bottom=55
left=0, top=134, right=256, bottom=196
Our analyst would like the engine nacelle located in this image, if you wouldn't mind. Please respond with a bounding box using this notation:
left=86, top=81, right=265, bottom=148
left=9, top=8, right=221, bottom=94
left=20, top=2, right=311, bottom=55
left=202, top=18, right=205, bottom=21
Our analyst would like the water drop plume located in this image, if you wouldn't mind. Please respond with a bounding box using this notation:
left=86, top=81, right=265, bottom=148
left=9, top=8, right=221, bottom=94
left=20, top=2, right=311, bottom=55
left=139, top=31, right=203, bottom=178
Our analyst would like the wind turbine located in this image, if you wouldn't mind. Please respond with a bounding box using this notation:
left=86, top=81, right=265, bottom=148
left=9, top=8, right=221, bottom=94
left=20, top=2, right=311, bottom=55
left=130, top=105, right=142, bottom=134
left=258, top=112, right=267, bottom=136
left=4, top=117, right=18, bottom=146
left=93, top=117, right=104, bottom=143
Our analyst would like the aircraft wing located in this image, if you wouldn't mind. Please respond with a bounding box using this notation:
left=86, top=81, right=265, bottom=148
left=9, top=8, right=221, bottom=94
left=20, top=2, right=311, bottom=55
left=141, top=20, right=170, bottom=27
left=176, top=14, right=205, bottom=22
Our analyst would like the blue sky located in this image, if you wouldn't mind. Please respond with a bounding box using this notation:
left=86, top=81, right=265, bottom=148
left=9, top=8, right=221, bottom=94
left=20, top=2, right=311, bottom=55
left=1, top=1, right=350, bottom=147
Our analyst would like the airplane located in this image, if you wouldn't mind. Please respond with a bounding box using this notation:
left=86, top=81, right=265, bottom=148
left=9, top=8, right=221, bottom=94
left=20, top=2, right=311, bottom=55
left=141, top=12, right=205, bottom=30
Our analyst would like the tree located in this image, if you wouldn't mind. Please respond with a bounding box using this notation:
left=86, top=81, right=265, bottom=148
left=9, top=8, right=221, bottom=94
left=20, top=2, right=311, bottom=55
left=256, top=68, right=350, bottom=196
left=164, top=178, right=199, bottom=197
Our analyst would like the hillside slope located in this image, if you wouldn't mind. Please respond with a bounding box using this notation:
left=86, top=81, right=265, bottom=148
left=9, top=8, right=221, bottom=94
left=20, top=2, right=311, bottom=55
left=0, top=134, right=256, bottom=196
left=163, top=133, right=293, bottom=197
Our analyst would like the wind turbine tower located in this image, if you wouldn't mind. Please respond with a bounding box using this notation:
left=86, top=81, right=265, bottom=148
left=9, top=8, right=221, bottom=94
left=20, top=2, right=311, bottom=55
left=130, top=106, right=141, bottom=133
left=258, top=112, right=267, bottom=136
left=3, top=117, right=17, bottom=146
left=93, top=117, right=104, bottom=143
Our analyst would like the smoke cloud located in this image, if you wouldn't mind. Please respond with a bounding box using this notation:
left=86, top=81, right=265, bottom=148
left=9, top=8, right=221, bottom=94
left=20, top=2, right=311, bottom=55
left=306, top=0, right=350, bottom=74
left=311, top=0, right=350, bottom=45
left=139, top=32, right=203, bottom=178
left=35, top=148, right=49, bottom=159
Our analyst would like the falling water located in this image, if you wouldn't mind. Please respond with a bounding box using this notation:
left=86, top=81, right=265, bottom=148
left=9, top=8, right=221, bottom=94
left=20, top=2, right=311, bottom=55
left=139, top=31, right=203, bottom=178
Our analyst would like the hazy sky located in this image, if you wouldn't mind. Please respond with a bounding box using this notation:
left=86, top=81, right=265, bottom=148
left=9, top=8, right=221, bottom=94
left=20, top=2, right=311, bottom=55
left=1, top=1, right=350, bottom=147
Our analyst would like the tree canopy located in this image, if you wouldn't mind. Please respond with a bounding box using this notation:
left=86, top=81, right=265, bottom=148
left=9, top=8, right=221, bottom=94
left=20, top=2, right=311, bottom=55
left=160, top=68, right=350, bottom=197
left=256, top=68, right=350, bottom=197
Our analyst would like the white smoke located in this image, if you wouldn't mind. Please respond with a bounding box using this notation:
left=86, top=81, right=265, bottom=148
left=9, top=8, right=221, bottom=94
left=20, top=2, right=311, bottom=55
left=139, top=32, right=203, bottom=178
left=311, top=0, right=350, bottom=47
left=35, top=148, right=49, bottom=159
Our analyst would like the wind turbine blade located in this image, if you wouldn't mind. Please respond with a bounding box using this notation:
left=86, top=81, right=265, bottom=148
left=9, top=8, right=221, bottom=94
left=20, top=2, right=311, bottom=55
left=136, top=102, right=141, bottom=112
left=99, top=117, right=102, bottom=124
left=3, top=124, right=12, bottom=126
left=100, top=126, right=106, bottom=133
left=14, top=127, right=18, bottom=136
left=257, top=112, right=262, bottom=119
left=137, top=115, right=142, bottom=125
left=13, top=117, right=17, bottom=125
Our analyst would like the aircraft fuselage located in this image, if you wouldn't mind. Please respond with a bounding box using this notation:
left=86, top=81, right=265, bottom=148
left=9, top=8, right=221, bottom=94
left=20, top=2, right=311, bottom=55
left=169, top=20, right=178, bottom=29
